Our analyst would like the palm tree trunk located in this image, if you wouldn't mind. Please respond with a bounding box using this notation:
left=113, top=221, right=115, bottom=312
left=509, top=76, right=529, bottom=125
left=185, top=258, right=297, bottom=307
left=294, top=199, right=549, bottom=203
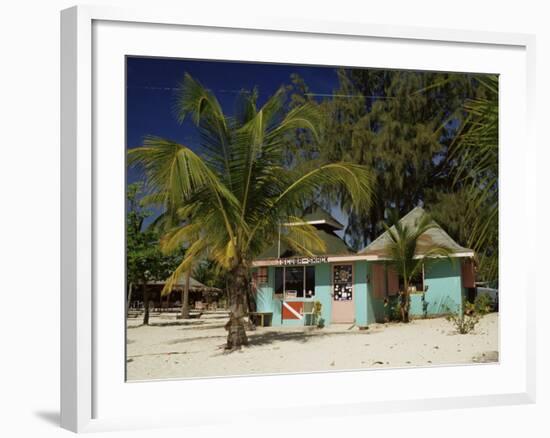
left=142, top=282, right=150, bottom=325
left=180, top=270, right=191, bottom=319
left=402, top=278, right=410, bottom=323
left=224, top=265, right=249, bottom=349
left=403, top=291, right=410, bottom=323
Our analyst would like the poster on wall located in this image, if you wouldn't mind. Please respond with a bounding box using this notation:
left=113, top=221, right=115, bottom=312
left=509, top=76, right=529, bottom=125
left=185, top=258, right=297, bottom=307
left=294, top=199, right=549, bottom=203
left=333, top=265, right=353, bottom=301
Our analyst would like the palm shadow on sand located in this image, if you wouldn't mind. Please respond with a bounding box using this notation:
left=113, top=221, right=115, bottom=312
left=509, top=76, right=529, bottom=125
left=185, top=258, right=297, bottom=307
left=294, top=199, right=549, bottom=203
left=244, top=329, right=370, bottom=347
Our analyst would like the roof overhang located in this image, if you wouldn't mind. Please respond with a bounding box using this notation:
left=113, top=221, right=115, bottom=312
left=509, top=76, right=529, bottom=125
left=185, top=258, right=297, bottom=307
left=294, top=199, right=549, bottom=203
left=284, top=219, right=330, bottom=226
left=358, top=251, right=475, bottom=261
left=283, top=219, right=344, bottom=230
left=252, top=251, right=475, bottom=267
left=252, top=254, right=379, bottom=267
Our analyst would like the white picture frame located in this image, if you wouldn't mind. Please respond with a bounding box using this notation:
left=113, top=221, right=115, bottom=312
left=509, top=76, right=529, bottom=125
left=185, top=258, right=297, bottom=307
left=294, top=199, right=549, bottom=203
left=60, top=4, right=536, bottom=433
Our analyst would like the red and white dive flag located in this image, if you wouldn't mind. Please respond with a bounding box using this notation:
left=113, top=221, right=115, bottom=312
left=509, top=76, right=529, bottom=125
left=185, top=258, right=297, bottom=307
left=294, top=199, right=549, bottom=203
left=282, top=301, right=303, bottom=320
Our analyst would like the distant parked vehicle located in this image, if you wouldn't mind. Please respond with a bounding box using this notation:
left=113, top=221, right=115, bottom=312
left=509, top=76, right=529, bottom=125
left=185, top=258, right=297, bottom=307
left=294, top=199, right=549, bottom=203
left=476, top=286, right=499, bottom=311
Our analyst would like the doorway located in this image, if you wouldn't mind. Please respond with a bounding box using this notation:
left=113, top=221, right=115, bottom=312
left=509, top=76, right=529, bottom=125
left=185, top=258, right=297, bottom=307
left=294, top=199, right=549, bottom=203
left=331, top=264, right=354, bottom=323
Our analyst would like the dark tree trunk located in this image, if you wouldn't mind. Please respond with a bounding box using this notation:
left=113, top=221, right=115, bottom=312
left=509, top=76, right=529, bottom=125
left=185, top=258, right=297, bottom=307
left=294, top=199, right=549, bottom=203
left=126, top=282, right=133, bottom=316
left=224, top=265, right=249, bottom=350
left=246, top=280, right=257, bottom=313
left=180, top=270, right=191, bottom=319
left=142, top=282, right=150, bottom=325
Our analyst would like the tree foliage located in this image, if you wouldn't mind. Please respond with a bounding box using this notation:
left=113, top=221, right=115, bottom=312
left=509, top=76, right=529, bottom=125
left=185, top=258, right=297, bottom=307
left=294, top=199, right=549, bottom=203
left=128, top=73, right=375, bottom=348
left=126, top=182, right=184, bottom=287
left=450, top=75, right=498, bottom=281
left=287, top=69, right=497, bottom=281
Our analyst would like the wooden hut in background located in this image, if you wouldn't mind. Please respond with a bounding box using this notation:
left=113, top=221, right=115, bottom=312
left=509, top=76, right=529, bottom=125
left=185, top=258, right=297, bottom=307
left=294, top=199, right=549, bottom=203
left=129, top=276, right=225, bottom=312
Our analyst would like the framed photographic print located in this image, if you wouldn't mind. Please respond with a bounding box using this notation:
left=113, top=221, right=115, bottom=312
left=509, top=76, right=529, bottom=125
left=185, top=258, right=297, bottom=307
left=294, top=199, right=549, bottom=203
left=61, top=4, right=536, bottom=433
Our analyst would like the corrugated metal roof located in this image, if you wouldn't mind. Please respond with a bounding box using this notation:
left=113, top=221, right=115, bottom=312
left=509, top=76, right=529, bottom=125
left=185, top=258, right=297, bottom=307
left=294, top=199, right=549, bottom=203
left=299, top=206, right=344, bottom=230
left=359, top=207, right=474, bottom=258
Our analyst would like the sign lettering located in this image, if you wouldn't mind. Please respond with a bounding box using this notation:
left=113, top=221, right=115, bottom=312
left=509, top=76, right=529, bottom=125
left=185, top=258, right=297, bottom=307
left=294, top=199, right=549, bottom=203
left=277, top=256, right=328, bottom=266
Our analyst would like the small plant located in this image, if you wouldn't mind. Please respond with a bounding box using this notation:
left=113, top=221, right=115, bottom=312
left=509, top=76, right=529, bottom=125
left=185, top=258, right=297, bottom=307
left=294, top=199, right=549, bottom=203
left=445, top=301, right=480, bottom=334
left=313, top=301, right=324, bottom=328
left=474, top=293, right=493, bottom=315
left=421, top=292, right=429, bottom=319
left=384, top=295, right=402, bottom=322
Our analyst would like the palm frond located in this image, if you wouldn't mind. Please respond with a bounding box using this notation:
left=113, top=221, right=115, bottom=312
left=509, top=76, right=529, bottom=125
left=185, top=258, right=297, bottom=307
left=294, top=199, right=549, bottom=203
left=280, top=217, right=327, bottom=256
left=267, top=101, right=322, bottom=144
left=131, top=73, right=376, bottom=286
left=383, top=212, right=453, bottom=286
left=161, top=239, right=208, bottom=296
left=159, top=222, right=202, bottom=255
left=451, top=74, right=498, bottom=280
left=128, top=136, right=241, bottom=243
left=173, top=73, right=233, bottom=185
left=173, top=72, right=226, bottom=126
left=275, top=162, right=375, bottom=214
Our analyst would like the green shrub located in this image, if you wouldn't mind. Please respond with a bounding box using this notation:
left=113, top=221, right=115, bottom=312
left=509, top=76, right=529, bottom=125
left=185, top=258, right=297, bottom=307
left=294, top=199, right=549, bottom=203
left=474, top=293, right=493, bottom=315
left=421, top=292, right=429, bottom=319
left=313, top=301, right=324, bottom=328
left=384, top=295, right=402, bottom=322
left=446, top=302, right=480, bottom=334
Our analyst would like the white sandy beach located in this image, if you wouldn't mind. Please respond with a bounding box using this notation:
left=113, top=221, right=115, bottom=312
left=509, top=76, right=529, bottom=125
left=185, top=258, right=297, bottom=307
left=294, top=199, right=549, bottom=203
left=126, top=312, right=498, bottom=381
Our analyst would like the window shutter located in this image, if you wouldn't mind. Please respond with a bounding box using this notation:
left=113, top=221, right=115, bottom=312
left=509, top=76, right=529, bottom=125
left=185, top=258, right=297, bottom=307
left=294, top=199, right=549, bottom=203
left=372, top=264, right=386, bottom=299
left=461, top=259, right=475, bottom=288
left=387, top=266, right=399, bottom=296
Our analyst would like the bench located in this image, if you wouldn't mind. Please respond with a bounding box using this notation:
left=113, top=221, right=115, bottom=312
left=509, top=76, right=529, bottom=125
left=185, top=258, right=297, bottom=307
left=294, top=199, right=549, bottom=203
left=248, top=312, right=273, bottom=327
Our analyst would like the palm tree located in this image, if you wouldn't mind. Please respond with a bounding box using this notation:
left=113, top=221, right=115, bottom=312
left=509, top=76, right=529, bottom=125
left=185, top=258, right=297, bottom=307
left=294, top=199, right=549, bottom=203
left=452, top=75, right=498, bottom=281
left=384, top=212, right=453, bottom=322
left=128, top=73, right=375, bottom=349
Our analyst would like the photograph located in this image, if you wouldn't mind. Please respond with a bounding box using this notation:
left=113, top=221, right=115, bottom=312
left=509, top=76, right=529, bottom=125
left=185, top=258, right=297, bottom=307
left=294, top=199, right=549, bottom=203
left=125, top=57, right=499, bottom=381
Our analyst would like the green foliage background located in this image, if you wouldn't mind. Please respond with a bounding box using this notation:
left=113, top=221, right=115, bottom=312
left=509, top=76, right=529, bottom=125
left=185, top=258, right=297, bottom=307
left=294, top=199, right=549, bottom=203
left=128, top=67, right=499, bottom=290
left=285, top=69, right=498, bottom=281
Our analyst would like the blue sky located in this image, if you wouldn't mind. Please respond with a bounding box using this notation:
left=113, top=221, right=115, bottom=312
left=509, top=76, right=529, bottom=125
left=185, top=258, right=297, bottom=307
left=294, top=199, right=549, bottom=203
left=126, top=56, right=340, bottom=158
left=126, top=57, right=349, bottom=232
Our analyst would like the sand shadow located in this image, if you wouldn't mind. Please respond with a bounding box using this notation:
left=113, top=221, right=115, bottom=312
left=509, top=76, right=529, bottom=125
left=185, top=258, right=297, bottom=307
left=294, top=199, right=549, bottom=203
left=165, top=334, right=227, bottom=345
left=127, top=320, right=208, bottom=329
left=211, top=330, right=367, bottom=356
left=177, top=323, right=227, bottom=331
left=246, top=329, right=368, bottom=347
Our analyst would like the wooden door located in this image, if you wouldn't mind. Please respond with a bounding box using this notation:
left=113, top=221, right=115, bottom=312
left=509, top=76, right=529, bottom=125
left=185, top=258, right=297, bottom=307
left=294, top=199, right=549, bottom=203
left=331, top=264, right=355, bottom=323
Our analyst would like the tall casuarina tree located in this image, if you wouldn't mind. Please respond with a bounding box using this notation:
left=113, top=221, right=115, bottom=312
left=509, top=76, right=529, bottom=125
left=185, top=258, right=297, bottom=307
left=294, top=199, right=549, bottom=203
left=289, top=69, right=480, bottom=250
left=128, top=73, right=375, bottom=349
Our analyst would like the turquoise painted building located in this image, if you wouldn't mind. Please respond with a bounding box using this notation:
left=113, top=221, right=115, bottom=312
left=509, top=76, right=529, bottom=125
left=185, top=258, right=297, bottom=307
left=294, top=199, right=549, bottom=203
left=252, top=207, right=476, bottom=327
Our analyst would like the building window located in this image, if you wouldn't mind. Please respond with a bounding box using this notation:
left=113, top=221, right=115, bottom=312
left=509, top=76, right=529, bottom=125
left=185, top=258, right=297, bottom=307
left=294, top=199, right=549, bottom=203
left=273, top=266, right=316, bottom=299
left=399, top=264, right=425, bottom=293
left=284, top=266, right=303, bottom=298
left=274, top=267, right=284, bottom=295
left=305, top=266, right=315, bottom=298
